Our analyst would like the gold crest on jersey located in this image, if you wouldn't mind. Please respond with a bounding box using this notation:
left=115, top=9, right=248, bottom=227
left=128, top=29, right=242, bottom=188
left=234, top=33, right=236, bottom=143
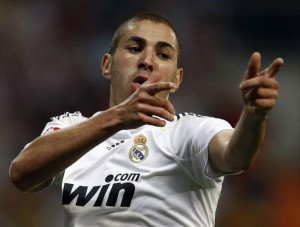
left=129, top=134, right=149, bottom=163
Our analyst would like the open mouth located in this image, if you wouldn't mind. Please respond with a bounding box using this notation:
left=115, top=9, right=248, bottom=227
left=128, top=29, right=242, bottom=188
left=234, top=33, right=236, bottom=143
left=131, top=75, right=149, bottom=92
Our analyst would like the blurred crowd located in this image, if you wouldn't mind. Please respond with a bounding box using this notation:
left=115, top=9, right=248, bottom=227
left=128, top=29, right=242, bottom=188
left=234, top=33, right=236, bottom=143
left=1, top=1, right=299, bottom=226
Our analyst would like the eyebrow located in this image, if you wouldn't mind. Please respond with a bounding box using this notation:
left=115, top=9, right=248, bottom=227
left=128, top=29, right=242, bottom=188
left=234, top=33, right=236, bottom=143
left=127, top=36, right=146, bottom=46
left=127, top=36, right=175, bottom=51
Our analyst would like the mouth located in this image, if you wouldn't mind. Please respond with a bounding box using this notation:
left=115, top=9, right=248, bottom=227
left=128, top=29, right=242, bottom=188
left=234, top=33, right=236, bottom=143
left=130, top=75, right=149, bottom=92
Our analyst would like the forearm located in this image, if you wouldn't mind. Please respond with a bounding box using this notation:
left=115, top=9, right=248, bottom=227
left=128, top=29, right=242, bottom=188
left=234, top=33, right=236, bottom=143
left=9, top=109, right=121, bottom=192
left=209, top=53, right=282, bottom=173
left=10, top=79, right=178, bottom=192
left=224, top=107, right=266, bottom=171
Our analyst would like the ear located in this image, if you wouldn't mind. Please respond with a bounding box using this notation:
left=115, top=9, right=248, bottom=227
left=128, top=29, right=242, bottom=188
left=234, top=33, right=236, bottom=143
left=170, top=68, right=183, bottom=93
left=101, top=54, right=112, bottom=80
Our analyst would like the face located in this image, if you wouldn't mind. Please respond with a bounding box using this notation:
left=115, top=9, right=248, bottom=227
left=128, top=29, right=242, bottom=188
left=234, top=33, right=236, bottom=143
left=102, top=20, right=183, bottom=107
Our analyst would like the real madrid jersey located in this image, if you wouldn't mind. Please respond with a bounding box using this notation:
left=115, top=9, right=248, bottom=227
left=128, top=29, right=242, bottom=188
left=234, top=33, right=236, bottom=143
left=42, top=111, right=233, bottom=227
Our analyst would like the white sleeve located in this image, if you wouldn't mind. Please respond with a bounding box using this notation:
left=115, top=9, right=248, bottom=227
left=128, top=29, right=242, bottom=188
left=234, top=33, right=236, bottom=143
left=41, top=111, right=85, bottom=135
left=39, top=111, right=86, bottom=186
left=169, top=115, right=232, bottom=187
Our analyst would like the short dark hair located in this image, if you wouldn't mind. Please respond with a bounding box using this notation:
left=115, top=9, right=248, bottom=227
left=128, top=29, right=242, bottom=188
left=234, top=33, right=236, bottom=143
left=109, top=12, right=181, bottom=61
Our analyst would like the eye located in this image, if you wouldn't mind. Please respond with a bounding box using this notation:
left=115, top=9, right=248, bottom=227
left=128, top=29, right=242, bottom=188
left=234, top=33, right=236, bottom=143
left=158, top=52, right=170, bottom=60
left=128, top=46, right=142, bottom=53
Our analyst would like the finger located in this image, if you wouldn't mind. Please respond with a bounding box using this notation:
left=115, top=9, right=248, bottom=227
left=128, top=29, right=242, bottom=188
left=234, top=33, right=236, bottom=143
left=254, top=88, right=278, bottom=99
left=244, top=88, right=278, bottom=101
left=251, top=99, right=276, bottom=109
left=244, top=52, right=261, bottom=80
left=142, top=82, right=175, bottom=96
left=155, top=97, right=175, bottom=115
left=265, top=57, right=284, bottom=78
left=139, top=114, right=168, bottom=127
left=138, top=104, right=175, bottom=122
left=240, top=76, right=279, bottom=90
left=138, top=94, right=175, bottom=115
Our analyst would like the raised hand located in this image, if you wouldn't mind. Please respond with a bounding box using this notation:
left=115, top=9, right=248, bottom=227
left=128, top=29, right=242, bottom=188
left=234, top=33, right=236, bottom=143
left=113, top=74, right=176, bottom=129
left=239, top=52, right=284, bottom=118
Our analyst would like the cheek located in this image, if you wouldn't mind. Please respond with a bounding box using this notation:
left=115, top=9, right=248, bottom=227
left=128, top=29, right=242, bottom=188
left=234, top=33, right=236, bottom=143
left=110, top=67, right=131, bottom=94
left=157, top=61, right=177, bottom=74
left=160, top=67, right=178, bottom=83
left=113, top=57, right=136, bottom=77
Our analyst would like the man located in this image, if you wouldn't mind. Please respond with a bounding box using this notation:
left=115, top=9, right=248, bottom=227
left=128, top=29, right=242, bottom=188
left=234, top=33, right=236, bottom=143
left=9, top=12, right=283, bottom=226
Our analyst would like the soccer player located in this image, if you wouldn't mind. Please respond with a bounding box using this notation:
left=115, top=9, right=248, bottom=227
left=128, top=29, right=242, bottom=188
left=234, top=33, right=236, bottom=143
left=9, top=12, right=284, bottom=226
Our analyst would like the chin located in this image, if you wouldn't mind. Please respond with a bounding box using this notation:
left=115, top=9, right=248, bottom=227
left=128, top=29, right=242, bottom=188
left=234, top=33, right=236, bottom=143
left=157, top=92, right=170, bottom=100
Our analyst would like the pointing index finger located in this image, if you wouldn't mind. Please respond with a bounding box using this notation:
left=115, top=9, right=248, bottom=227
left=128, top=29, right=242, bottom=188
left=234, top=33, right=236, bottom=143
left=245, top=52, right=261, bottom=80
left=146, top=82, right=175, bottom=96
left=142, top=73, right=175, bottom=95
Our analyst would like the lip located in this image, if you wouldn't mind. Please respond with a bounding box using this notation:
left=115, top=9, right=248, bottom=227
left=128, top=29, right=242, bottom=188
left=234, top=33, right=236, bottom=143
left=130, top=75, right=149, bottom=92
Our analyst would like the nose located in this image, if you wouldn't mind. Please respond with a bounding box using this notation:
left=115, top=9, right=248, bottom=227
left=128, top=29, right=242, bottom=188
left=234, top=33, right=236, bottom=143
left=138, top=48, right=154, bottom=72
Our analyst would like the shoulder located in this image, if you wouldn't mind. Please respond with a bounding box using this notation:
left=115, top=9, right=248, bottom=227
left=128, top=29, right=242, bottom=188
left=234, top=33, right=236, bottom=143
left=51, top=111, right=84, bottom=121
left=173, top=112, right=216, bottom=125
left=169, top=112, right=232, bottom=131
left=175, top=112, right=204, bottom=121
left=42, top=111, right=87, bottom=135
left=174, top=112, right=230, bottom=124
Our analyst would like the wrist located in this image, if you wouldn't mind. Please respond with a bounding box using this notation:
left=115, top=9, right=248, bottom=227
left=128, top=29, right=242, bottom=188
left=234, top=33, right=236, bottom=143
left=242, top=106, right=268, bottom=122
left=91, top=109, right=124, bottom=135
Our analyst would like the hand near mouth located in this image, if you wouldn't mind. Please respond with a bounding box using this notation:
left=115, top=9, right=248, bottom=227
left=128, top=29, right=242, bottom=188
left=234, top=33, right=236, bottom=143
left=113, top=73, right=176, bottom=129
left=131, top=75, right=149, bottom=92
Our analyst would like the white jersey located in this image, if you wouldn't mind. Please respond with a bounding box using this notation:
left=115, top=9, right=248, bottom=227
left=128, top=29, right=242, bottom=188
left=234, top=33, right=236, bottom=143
left=42, top=111, right=233, bottom=227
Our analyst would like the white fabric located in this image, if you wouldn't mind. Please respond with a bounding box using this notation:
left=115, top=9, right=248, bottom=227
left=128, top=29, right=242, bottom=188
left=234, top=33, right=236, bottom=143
left=42, top=112, right=233, bottom=227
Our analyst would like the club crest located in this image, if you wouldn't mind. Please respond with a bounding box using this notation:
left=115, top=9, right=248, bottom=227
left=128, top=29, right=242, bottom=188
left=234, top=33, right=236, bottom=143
left=129, top=134, right=149, bottom=163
